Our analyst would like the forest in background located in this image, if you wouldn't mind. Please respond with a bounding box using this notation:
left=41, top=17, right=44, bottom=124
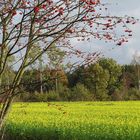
left=1, top=54, right=140, bottom=102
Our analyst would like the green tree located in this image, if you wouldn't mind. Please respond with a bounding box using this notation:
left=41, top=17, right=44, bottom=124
left=70, top=83, right=93, bottom=101
left=47, top=44, right=66, bottom=91
left=99, top=58, right=122, bottom=96
left=68, top=63, right=110, bottom=100
left=0, top=53, right=15, bottom=92
left=68, top=58, right=123, bottom=100
left=131, top=52, right=140, bottom=90
left=85, top=63, right=110, bottom=100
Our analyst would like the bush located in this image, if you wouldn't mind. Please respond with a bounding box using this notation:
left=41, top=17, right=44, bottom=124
left=70, top=83, right=93, bottom=101
left=19, top=92, right=49, bottom=102
left=18, top=92, right=32, bottom=102
left=19, top=90, right=60, bottom=102
left=126, top=88, right=140, bottom=100
left=57, top=84, right=71, bottom=101
left=94, top=89, right=110, bottom=101
left=34, top=92, right=48, bottom=102
left=46, top=90, right=60, bottom=101
left=111, top=89, right=123, bottom=101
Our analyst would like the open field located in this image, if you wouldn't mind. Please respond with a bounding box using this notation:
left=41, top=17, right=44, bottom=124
left=5, top=101, right=140, bottom=140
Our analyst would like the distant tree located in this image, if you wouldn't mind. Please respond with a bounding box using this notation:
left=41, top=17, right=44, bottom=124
left=21, top=67, right=68, bottom=93
left=131, top=52, right=140, bottom=90
left=68, top=58, right=123, bottom=100
left=21, top=69, right=39, bottom=93
left=47, top=44, right=66, bottom=91
left=70, top=83, right=93, bottom=101
left=47, top=68, right=68, bottom=90
left=68, top=63, right=110, bottom=100
left=99, top=58, right=122, bottom=96
left=0, top=51, right=15, bottom=98
left=67, top=65, right=85, bottom=87
left=85, top=63, right=110, bottom=100
left=123, top=65, right=137, bottom=89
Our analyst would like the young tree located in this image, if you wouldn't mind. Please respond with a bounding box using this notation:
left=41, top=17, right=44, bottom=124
left=0, top=0, right=137, bottom=134
left=99, top=58, right=122, bottom=95
left=47, top=44, right=66, bottom=91
left=68, top=63, right=110, bottom=100
left=131, top=52, right=140, bottom=90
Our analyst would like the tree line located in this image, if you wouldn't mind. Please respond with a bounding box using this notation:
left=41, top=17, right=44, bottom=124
left=1, top=57, right=140, bottom=102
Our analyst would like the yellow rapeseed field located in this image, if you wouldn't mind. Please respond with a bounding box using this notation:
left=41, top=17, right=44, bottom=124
left=5, top=101, right=140, bottom=140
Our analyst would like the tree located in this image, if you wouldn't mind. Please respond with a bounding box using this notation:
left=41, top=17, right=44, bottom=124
left=0, top=0, right=137, bottom=135
left=131, top=52, right=140, bottom=90
left=47, top=44, right=66, bottom=91
left=86, top=63, right=110, bottom=100
left=122, top=65, right=137, bottom=90
left=70, top=83, right=92, bottom=101
left=69, top=63, right=110, bottom=100
left=0, top=51, right=15, bottom=101
left=68, top=58, right=123, bottom=100
left=27, top=45, right=45, bottom=93
left=0, top=69, right=15, bottom=104
left=99, top=58, right=122, bottom=96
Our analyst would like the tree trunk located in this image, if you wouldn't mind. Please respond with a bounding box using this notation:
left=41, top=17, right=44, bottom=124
left=0, top=94, right=13, bottom=139
left=0, top=64, right=26, bottom=139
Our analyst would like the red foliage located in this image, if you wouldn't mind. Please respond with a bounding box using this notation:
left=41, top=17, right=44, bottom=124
left=0, top=0, right=138, bottom=67
left=34, top=6, right=40, bottom=13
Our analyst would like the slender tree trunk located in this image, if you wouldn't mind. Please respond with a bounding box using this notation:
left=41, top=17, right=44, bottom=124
left=40, top=67, right=43, bottom=94
left=137, top=65, right=140, bottom=90
left=0, top=61, right=26, bottom=138
left=0, top=96, right=13, bottom=130
left=55, top=70, right=58, bottom=92
left=39, top=59, right=43, bottom=93
left=0, top=92, right=14, bottom=140
left=0, top=75, right=2, bottom=94
left=40, top=72, right=43, bottom=94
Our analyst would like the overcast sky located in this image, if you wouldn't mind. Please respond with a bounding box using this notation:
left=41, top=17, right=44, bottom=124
left=72, top=0, right=140, bottom=64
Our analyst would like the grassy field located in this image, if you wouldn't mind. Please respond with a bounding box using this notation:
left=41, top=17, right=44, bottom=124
left=4, top=101, right=140, bottom=140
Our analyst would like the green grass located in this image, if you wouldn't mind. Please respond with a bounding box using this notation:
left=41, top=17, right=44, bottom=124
left=4, top=101, right=140, bottom=140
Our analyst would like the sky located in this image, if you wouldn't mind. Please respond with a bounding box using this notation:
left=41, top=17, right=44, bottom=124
left=72, top=0, right=140, bottom=64
left=1, top=0, right=140, bottom=67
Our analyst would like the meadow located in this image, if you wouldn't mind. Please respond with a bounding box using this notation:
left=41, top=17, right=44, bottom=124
left=5, top=101, right=140, bottom=140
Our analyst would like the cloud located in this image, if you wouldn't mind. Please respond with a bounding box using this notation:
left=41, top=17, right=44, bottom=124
left=71, top=0, right=140, bottom=64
